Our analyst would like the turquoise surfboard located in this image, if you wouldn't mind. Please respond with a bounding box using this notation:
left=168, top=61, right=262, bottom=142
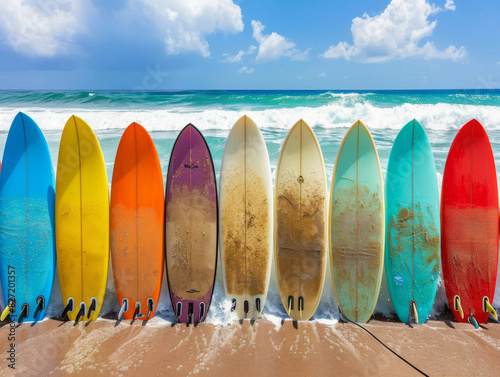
left=0, top=112, right=56, bottom=322
left=330, top=121, right=385, bottom=323
left=385, top=119, right=440, bottom=324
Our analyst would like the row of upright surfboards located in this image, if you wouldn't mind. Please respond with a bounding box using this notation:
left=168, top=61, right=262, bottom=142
left=0, top=113, right=498, bottom=328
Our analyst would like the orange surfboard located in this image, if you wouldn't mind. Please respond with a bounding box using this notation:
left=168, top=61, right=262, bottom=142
left=110, top=123, right=165, bottom=320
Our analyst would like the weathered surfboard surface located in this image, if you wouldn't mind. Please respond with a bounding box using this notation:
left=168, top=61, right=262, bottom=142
left=330, top=120, right=384, bottom=323
left=275, top=119, right=327, bottom=321
left=220, top=115, right=273, bottom=319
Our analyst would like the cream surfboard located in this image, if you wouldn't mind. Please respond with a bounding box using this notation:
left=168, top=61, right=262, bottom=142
left=220, top=115, right=273, bottom=319
left=274, top=119, right=327, bottom=321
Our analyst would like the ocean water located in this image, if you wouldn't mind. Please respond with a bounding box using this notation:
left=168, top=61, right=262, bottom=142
left=0, top=89, right=500, bottom=325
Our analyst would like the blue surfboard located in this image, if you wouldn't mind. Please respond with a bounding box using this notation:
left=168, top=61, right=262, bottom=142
left=385, top=119, right=440, bottom=324
left=0, top=112, right=56, bottom=322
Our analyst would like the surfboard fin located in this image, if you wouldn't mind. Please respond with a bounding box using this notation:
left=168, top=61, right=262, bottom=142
left=187, top=302, right=194, bottom=325
left=87, top=298, right=97, bottom=319
left=118, top=299, right=129, bottom=320
left=1, top=306, right=11, bottom=321
left=17, top=304, right=28, bottom=324
left=176, top=302, right=182, bottom=322
left=287, top=296, right=294, bottom=318
left=483, top=297, right=498, bottom=321
left=468, top=316, right=479, bottom=329
left=298, top=297, right=304, bottom=320
left=408, top=300, right=418, bottom=324
left=61, top=298, right=74, bottom=320
left=230, top=299, right=236, bottom=313
left=33, top=296, right=45, bottom=320
left=255, top=298, right=261, bottom=313
left=244, top=300, right=249, bottom=316
left=75, top=303, right=85, bottom=324
left=147, top=299, right=154, bottom=319
left=132, top=304, right=140, bottom=321
left=199, top=302, right=205, bottom=321
left=454, top=295, right=464, bottom=319
left=1, top=298, right=15, bottom=321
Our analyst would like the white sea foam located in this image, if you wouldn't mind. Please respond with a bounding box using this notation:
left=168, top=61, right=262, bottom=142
left=1, top=101, right=500, bottom=131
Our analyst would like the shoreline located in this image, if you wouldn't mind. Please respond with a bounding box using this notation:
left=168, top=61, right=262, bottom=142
left=1, top=317, right=499, bottom=376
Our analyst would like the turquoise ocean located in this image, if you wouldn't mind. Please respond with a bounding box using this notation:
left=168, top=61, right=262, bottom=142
left=0, top=89, right=499, bottom=325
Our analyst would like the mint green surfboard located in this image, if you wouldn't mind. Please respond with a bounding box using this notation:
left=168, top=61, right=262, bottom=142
left=385, top=119, right=439, bottom=324
left=330, top=121, right=385, bottom=323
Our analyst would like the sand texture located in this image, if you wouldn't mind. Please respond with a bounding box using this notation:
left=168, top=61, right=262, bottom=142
left=1, top=318, right=499, bottom=376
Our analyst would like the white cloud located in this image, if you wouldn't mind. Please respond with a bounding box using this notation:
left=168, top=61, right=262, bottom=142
left=322, top=0, right=466, bottom=63
left=0, top=0, right=244, bottom=58
left=223, top=45, right=257, bottom=63
left=238, top=66, right=254, bottom=74
left=444, top=0, right=456, bottom=11
left=319, top=72, right=326, bottom=77
left=251, top=20, right=309, bottom=62
left=0, top=0, right=94, bottom=57
left=128, top=0, right=244, bottom=57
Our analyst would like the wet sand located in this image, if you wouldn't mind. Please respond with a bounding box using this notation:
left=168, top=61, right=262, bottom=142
left=1, top=316, right=499, bottom=376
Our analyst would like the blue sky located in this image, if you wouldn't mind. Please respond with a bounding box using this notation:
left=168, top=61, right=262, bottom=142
left=0, top=0, right=498, bottom=90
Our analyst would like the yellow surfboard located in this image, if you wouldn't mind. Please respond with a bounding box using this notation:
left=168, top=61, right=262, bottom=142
left=274, top=119, right=327, bottom=320
left=56, top=116, right=109, bottom=322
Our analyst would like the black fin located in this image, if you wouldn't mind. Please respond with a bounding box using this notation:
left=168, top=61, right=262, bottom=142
left=133, top=305, right=140, bottom=321
left=75, top=304, right=85, bottom=324
left=17, top=304, right=28, bottom=323
left=187, top=302, right=194, bottom=325
left=61, top=299, right=74, bottom=320
left=287, top=296, right=294, bottom=311
left=199, top=302, right=205, bottom=320
left=298, top=296, right=304, bottom=311
left=176, top=302, right=182, bottom=321
left=147, top=299, right=154, bottom=318
left=87, top=298, right=97, bottom=319
left=33, top=296, right=45, bottom=320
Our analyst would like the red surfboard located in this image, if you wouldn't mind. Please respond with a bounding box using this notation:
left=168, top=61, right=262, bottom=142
left=441, top=119, right=499, bottom=324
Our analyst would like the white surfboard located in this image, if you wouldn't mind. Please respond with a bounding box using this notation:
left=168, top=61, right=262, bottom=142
left=220, top=115, right=273, bottom=319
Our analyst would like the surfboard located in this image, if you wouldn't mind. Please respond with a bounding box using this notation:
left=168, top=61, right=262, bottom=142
left=0, top=112, right=55, bottom=323
left=56, top=115, right=109, bottom=322
left=220, top=115, right=273, bottom=319
left=441, top=119, right=499, bottom=324
left=274, top=119, right=327, bottom=321
left=165, top=124, right=218, bottom=324
left=385, top=119, right=440, bottom=324
left=110, top=123, right=164, bottom=321
left=330, top=120, right=384, bottom=323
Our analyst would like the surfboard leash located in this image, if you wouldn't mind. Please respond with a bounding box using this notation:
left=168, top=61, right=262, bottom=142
left=342, top=316, right=429, bottom=377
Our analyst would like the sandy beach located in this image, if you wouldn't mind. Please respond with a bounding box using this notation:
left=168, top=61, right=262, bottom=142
left=1, top=315, right=499, bottom=377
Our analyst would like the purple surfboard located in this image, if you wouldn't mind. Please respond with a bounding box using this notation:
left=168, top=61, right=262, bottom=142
left=165, top=124, right=218, bottom=324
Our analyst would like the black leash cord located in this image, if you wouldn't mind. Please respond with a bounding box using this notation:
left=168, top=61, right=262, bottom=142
left=343, top=316, right=430, bottom=377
